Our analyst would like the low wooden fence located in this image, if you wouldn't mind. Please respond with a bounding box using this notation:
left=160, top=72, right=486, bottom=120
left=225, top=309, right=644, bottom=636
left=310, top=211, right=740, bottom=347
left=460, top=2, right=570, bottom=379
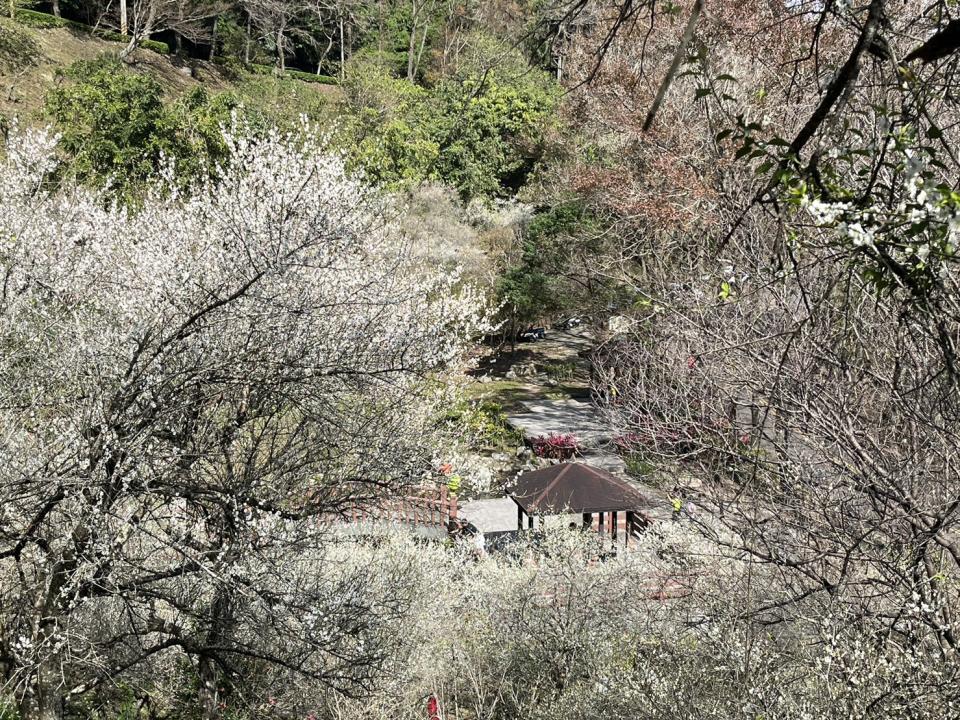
left=580, top=509, right=654, bottom=547
left=345, top=484, right=458, bottom=531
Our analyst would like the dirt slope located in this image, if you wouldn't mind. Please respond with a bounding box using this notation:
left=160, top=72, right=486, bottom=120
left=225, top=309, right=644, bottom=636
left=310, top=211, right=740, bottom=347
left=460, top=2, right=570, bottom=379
left=0, top=20, right=335, bottom=123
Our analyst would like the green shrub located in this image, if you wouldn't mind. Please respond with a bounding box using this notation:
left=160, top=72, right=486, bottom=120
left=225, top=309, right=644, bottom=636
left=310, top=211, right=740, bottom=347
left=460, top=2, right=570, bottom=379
left=46, top=56, right=171, bottom=193
left=0, top=695, right=18, bottom=720
left=283, top=68, right=337, bottom=85
left=495, top=201, right=633, bottom=330
left=248, top=61, right=274, bottom=75
left=335, top=34, right=559, bottom=200
left=14, top=8, right=63, bottom=29
left=623, top=453, right=657, bottom=480
left=426, top=61, right=558, bottom=200
left=338, top=60, right=439, bottom=187
left=140, top=38, right=169, bottom=53
left=544, top=361, right=577, bottom=382
left=45, top=57, right=240, bottom=197
left=349, top=46, right=407, bottom=77
left=446, top=399, right=521, bottom=450
left=233, top=74, right=330, bottom=129
left=244, top=63, right=336, bottom=85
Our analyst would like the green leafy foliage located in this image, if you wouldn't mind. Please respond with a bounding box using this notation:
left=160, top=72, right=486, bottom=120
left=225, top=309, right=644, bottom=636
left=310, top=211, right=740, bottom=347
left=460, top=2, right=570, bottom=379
left=13, top=8, right=66, bottom=28
left=496, top=201, right=627, bottom=329
left=543, top=361, right=576, bottom=382
left=248, top=61, right=338, bottom=84
left=338, top=36, right=559, bottom=199
left=427, top=63, right=558, bottom=199
left=445, top=398, right=521, bottom=450
left=0, top=696, right=17, bottom=720
left=339, top=59, right=440, bottom=187
left=167, top=86, right=246, bottom=176
left=232, top=74, right=330, bottom=128
left=45, top=57, right=239, bottom=197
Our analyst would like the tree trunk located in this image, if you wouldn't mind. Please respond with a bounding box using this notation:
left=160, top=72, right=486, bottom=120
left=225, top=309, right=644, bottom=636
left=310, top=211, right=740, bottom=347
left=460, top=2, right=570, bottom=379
left=276, top=27, right=285, bottom=70
left=406, top=8, right=418, bottom=81
left=196, top=590, right=234, bottom=720
left=338, top=17, right=345, bottom=78
left=19, top=663, right=65, bottom=720
left=120, top=0, right=128, bottom=36
left=209, top=14, right=218, bottom=60
left=244, top=13, right=251, bottom=64
left=377, top=0, right=383, bottom=53
left=52, top=0, right=61, bottom=18
left=198, top=655, right=221, bottom=720
left=317, top=34, right=333, bottom=74
left=414, top=18, right=428, bottom=79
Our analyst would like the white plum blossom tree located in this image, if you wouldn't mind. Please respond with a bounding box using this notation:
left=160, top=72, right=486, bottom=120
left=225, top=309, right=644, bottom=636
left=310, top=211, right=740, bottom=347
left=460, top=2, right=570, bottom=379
left=0, top=122, right=489, bottom=720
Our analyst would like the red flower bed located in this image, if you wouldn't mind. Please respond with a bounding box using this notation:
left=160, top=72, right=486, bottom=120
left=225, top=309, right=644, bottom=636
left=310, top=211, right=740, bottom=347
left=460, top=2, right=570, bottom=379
left=531, top=433, right=581, bottom=459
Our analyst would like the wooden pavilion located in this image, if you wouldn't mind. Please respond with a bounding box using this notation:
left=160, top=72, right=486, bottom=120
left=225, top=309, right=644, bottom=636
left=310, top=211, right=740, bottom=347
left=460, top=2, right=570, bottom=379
left=509, top=462, right=651, bottom=546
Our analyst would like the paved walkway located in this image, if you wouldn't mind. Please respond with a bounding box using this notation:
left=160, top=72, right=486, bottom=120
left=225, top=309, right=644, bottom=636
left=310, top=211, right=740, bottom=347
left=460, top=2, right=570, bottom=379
left=460, top=328, right=673, bottom=545
left=506, top=397, right=627, bottom=475
left=508, top=398, right=611, bottom=448
left=459, top=497, right=518, bottom=535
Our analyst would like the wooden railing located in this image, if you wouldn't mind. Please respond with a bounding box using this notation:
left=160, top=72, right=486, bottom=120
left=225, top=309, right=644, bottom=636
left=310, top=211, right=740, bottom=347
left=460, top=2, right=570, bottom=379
left=345, top=484, right=458, bottom=530
left=581, top=509, right=653, bottom=547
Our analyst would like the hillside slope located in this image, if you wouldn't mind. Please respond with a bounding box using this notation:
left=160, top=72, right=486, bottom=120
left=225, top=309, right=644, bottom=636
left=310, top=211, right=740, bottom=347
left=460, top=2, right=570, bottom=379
left=0, top=18, right=335, bottom=124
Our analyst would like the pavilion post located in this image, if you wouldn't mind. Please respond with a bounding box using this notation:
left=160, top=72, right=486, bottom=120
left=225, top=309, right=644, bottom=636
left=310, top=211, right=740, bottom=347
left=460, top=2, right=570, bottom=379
left=528, top=513, right=534, bottom=530
left=582, top=512, right=592, bottom=530
left=598, top=512, right=605, bottom=535
left=625, top=511, right=634, bottom=548
left=517, top=504, right=524, bottom=531
left=611, top=511, right=618, bottom=543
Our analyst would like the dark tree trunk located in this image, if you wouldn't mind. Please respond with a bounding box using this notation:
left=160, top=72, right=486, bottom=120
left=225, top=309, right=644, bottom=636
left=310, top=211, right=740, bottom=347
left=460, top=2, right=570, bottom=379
left=197, top=590, right=234, bottom=720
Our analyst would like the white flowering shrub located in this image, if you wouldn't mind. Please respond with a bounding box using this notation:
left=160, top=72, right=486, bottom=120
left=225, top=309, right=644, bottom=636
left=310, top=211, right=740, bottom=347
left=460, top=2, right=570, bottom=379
left=293, top=525, right=959, bottom=720
left=0, top=123, right=491, bottom=720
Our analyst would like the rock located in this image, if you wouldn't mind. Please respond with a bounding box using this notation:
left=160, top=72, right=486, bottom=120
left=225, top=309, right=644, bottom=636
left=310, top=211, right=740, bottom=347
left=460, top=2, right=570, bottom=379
left=505, top=370, right=517, bottom=379
left=515, top=446, right=532, bottom=460
left=491, top=452, right=510, bottom=463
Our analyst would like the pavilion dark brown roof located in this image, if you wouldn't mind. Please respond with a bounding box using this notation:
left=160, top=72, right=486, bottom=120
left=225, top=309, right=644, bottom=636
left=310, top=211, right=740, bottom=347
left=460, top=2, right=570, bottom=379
left=509, top=462, right=652, bottom=515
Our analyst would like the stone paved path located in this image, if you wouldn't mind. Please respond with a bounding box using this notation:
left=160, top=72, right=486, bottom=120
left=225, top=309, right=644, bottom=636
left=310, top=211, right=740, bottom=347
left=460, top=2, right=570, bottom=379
left=459, top=329, right=676, bottom=542
left=459, top=497, right=518, bottom=536
left=507, top=398, right=611, bottom=448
